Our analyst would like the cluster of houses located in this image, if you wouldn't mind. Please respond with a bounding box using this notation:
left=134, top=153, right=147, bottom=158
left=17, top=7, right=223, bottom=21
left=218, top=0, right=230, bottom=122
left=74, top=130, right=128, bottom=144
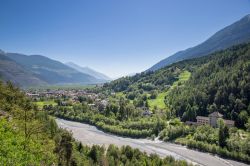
left=26, top=89, right=109, bottom=110
left=185, top=111, right=235, bottom=128
left=26, top=89, right=90, bottom=98
left=26, top=89, right=155, bottom=117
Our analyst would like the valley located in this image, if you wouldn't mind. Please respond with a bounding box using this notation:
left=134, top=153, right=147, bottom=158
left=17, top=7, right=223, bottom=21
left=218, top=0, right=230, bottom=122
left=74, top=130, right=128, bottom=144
left=24, top=42, right=250, bottom=165
left=0, top=7, right=250, bottom=165
left=56, top=118, right=249, bottom=166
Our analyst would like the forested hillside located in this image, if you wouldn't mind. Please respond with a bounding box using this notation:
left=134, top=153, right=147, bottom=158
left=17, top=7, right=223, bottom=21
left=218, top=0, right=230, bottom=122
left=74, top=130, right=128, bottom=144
left=0, top=81, right=189, bottom=165
left=104, top=43, right=250, bottom=128
left=167, top=43, right=250, bottom=128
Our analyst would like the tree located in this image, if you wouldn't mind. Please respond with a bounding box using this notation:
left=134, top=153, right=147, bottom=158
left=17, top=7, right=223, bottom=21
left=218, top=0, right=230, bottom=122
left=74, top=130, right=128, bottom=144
left=218, top=119, right=229, bottom=148
left=245, top=118, right=250, bottom=132
left=88, top=145, right=105, bottom=163
left=238, top=110, right=248, bottom=128
left=54, top=130, right=73, bottom=166
left=150, top=90, right=158, bottom=99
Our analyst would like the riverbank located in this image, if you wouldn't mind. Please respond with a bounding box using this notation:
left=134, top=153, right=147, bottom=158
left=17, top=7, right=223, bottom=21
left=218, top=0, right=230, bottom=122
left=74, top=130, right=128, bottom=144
left=56, top=118, right=248, bottom=166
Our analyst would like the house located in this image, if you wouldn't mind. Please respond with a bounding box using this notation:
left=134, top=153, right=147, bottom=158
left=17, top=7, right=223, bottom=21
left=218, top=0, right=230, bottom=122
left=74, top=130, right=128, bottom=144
left=88, top=103, right=96, bottom=109
left=224, top=120, right=235, bottom=128
left=196, top=116, right=209, bottom=125
left=140, top=107, right=152, bottom=116
left=143, top=109, right=152, bottom=116
left=208, top=111, right=223, bottom=127
left=100, top=100, right=108, bottom=107
left=26, top=93, right=39, bottom=97
left=186, top=111, right=235, bottom=127
left=0, top=110, right=7, bottom=117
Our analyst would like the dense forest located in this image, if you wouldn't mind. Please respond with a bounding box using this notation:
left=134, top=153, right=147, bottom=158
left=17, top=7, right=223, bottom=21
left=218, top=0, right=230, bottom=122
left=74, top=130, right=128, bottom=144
left=0, top=81, right=191, bottom=165
left=167, top=43, right=250, bottom=128
left=103, top=43, right=250, bottom=129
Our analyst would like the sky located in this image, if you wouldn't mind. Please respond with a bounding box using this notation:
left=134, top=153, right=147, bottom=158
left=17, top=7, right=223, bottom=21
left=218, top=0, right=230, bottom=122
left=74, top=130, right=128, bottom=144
left=0, top=0, right=250, bottom=78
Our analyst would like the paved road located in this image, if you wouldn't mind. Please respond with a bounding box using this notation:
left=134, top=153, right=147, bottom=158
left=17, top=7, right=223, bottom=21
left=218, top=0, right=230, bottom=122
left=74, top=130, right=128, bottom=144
left=56, top=118, right=248, bottom=166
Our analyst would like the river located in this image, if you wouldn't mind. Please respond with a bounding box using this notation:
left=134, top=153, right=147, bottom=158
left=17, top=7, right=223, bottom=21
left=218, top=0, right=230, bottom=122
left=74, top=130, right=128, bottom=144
left=56, top=118, right=248, bottom=166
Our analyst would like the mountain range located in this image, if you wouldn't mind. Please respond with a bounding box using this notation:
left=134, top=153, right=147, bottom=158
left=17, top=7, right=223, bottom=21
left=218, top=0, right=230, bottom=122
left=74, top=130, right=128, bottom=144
left=0, top=51, right=109, bottom=87
left=65, top=62, right=111, bottom=81
left=1, top=14, right=250, bottom=87
left=148, top=14, right=250, bottom=71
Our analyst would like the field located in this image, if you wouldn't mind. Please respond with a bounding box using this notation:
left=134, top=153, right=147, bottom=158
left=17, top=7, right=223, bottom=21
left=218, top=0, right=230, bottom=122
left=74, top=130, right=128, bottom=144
left=148, top=70, right=191, bottom=111
left=148, top=92, right=167, bottom=110
left=171, top=70, right=191, bottom=89
left=34, top=100, right=57, bottom=109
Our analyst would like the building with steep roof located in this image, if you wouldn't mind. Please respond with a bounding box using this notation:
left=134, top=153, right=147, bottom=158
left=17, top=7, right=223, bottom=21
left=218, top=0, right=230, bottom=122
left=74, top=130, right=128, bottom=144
left=186, top=111, right=234, bottom=127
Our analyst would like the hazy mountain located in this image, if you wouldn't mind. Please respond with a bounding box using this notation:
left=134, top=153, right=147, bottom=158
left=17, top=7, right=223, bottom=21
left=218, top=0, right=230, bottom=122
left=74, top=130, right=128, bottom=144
left=148, top=14, right=250, bottom=71
left=0, top=52, right=47, bottom=87
left=5, top=52, right=104, bottom=86
left=66, top=62, right=111, bottom=81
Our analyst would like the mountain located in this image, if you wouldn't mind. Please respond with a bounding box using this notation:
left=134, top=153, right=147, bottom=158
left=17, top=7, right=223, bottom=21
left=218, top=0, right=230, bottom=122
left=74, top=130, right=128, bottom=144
left=1, top=52, right=104, bottom=86
left=65, top=62, right=111, bottom=81
left=148, top=14, right=250, bottom=71
left=105, top=42, right=250, bottom=128
left=0, top=52, right=47, bottom=87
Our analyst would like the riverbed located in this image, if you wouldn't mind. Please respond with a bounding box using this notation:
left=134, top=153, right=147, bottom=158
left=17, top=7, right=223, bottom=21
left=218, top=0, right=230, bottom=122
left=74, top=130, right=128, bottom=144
left=56, top=118, right=248, bottom=166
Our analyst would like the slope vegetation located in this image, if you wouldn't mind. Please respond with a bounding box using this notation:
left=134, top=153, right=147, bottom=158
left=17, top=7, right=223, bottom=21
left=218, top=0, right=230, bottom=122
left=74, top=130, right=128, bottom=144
left=104, top=43, right=250, bottom=128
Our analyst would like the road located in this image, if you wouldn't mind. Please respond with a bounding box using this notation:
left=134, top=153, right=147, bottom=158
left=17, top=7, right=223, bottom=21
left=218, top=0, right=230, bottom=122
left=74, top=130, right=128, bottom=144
left=56, top=118, right=248, bottom=166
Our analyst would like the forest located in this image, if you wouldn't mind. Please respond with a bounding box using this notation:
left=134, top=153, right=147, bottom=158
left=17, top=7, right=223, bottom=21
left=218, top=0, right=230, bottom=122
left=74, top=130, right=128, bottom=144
left=0, top=81, right=190, bottom=165
left=103, top=43, right=250, bottom=129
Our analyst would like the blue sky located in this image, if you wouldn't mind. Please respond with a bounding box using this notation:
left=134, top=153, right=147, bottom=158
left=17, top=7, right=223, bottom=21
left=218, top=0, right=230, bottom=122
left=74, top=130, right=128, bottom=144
left=0, top=0, right=249, bottom=78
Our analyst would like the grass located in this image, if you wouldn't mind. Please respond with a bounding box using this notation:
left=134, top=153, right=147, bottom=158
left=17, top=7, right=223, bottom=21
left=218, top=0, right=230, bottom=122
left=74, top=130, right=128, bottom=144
left=34, top=100, right=57, bottom=109
left=148, top=70, right=191, bottom=111
left=171, top=70, right=191, bottom=89
left=108, top=70, right=191, bottom=111
left=148, top=92, right=167, bottom=110
left=115, top=92, right=126, bottom=98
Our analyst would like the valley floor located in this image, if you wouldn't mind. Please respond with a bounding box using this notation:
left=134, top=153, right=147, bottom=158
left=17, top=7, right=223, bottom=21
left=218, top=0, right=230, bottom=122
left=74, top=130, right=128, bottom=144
left=56, top=118, right=248, bottom=166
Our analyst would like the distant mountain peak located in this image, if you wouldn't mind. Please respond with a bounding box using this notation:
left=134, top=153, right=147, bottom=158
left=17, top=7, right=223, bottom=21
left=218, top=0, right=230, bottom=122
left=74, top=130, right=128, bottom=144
left=0, top=49, right=5, bottom=54
left=243, top=14, right=250, bottom=21
left=148, top=14, right=250, bottom=71
left=2, top=52, right=105, bottom=86
left=65, top=62, right=111, bottom=81
left=244, top=13, right=250, bottom=18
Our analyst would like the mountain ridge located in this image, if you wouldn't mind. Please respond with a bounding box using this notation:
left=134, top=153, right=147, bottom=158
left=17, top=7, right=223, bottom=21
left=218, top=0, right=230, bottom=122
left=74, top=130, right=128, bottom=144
left=148, top=14, right=250, bottom=71
left=65, top=62, right=111, bottom=81
left=0, top=52, right=47, bottom=86
left=0, top=51, right=106, bottom=87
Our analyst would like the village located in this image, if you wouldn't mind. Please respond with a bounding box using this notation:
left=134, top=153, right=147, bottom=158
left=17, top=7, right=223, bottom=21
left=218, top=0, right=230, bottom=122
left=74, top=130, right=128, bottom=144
left=26, top=88, right=236, bottom=128
left=26, top=89, right=153, bottom=117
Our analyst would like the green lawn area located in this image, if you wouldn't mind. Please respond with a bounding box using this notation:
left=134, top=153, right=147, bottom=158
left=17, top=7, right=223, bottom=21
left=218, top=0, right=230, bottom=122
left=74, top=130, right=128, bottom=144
left=171, top=70, right=191, bottom=89
left=34, top=100, right=57, bottom=109
left=148, top=70, right=191, bottom=111
left=115, top=92, right=126, bottom=98
left=148, top=92, right=166, bottom=110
